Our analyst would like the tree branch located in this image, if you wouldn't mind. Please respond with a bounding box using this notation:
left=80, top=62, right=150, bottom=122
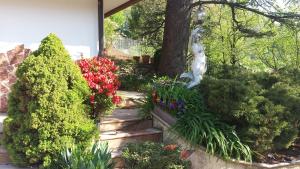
left=191, top=0, right=300, bottom=25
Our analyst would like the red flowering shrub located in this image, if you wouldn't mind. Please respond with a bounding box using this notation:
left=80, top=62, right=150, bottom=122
left=78, top=57, right=121, bottom=118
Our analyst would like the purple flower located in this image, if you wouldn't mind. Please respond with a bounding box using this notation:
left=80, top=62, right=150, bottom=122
left=159, top=98, right=165, bottom=106
left=169, top=103, right=176, bottom=110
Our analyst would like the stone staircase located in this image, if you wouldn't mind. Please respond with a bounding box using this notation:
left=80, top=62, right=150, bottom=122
left=100, top=91, right=163, bottom=168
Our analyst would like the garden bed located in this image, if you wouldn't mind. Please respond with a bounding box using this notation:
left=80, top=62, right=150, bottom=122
left=152, top=106, right=300, bottom=169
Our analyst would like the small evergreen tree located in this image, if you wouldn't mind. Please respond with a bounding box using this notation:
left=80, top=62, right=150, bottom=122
left=3, top=34, right=97, bottom=168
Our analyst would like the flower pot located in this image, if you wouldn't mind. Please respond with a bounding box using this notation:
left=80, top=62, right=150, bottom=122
left=142, top=55, right=151, bottom=64
left=133, top=56, right=140, bottom=63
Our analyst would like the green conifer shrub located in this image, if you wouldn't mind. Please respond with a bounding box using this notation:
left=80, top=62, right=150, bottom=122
left=200, top=67, right=300, bottom=156
left=3, top=34, right=97, bottom=168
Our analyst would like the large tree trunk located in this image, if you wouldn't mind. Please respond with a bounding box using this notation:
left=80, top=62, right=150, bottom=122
left=158, top=0, right=193, bottom=77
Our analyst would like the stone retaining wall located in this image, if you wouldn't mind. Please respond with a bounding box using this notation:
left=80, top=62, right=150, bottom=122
left=152, top=106, right=300, bottom=169
left=0, top=45, right=31, bottom=113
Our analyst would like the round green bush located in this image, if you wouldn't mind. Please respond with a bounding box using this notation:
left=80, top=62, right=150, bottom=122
left=3, top=34, right=97, bottom=168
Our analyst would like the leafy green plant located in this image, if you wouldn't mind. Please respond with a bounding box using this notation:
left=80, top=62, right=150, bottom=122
left=58, top=142, right=114, bottom=169
left=122, top=142, right=191, bottom=169
left=173, top=111, right=252, bottom=161
left=116, top=60, right=153, bottom=92
left=140, top=91, right=155, bottom=119
left=145, top=77, right=252, bottom=161
left=3, top=34, right=97, bottom=168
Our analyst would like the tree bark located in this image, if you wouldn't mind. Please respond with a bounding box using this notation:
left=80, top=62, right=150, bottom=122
left=158, top=0, right=193, bottom=77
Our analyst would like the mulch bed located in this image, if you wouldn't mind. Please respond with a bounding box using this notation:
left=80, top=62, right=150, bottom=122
left=259, top=139, right=300, bottom=164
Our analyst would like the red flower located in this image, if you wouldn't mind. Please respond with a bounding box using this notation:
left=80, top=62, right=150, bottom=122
left=90, top=95, right=95, bottom=104
left=152, top=91, right=158, bottom=103
left=163, top=144, right=178, bottom=151
left=78, top=57, right=121, bottom=106
left=180, top=150, right=191, bottom=160
left=112, top=95, right=122, bottom=104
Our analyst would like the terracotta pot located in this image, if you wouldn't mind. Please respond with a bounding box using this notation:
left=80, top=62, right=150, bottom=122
left=133, top=56, right=140, bottom=63
left=142, top=55, right=151, bottom=64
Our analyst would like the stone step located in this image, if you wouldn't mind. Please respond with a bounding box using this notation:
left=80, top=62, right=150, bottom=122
left=0, top=165, right=32, bottom=169
left=100, top=109, right=152, bottom=132
left=0, top=146, right=10, bottom=165
left=100, top=118, right=152, bottom=132
left=111, top=150, right=124, bottom=169
left=117, top=91, right=145, bottom=108
left=117, top=91, right=145, bottom=100
left=100, top=128, right=162, bottom=150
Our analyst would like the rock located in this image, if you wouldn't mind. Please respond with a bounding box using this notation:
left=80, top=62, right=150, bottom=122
left=0, top=69, right=8, bottom=81
left=0, top=45, right=30, bottom=113
left=0, top=54, right=9, bottom=67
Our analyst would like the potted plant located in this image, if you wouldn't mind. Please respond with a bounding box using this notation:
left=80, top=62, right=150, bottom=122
left=140, top=44, right=154, bottom=64
left=142, top=54, right=151, bottom=64
left=133, top=56, right=140, bottom=63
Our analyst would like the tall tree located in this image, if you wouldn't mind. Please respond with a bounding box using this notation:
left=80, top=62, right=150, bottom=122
left=158, top=0, right=194, bottom=77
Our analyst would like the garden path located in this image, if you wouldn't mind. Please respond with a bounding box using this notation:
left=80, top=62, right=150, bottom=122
left=100, top=91, right=163, bottom=168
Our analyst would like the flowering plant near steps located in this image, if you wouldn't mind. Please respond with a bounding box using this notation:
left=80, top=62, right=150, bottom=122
left=122, top=142, right=191, bottom=169
left=142, top=77, right=252, bottom=162
left=78, top=57, right=121, bottom=118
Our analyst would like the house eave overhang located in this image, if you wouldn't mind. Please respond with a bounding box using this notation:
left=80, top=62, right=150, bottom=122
left=104, top=0, right=143, bottom=18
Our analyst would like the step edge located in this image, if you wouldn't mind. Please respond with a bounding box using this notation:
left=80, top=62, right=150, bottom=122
left=100, top=129, right=162, bottom=141
left=111, top=151, right=122, bottom=158
left=100, top=117, right=143, bottom=124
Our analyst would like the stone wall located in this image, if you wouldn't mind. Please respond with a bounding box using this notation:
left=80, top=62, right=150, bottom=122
left=0, top=45, right=31, bottom=113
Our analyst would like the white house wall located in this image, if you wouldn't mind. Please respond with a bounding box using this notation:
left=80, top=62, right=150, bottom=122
left=0, top=0, right=98, bottom=60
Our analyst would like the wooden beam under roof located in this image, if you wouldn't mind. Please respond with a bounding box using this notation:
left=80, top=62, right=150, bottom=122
left=104, top=0, right=142, bottom=18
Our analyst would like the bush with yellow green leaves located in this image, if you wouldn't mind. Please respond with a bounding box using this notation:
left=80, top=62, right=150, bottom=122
left=3, top=34, right=97, bottom=168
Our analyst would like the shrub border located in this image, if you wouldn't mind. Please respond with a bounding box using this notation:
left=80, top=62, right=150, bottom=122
left=152, top=106, right=300, bottom=169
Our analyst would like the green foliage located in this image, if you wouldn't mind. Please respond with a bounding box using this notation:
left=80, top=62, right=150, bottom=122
left=117, top=60, right=153, bottom=92
left=58, top=142, right=114, bottom=169
left=203, top=5, right=300, bottom=71
left=121, top=0, right=166, bottom=51
left=119, top=74, right=153, bottom=92
left=140, top=92, right=155, bottom=119
left=104, top=11, right=126, bottom=47
left=93, top=94, right=115, bottom=116
left=200, top=66, right=300, bottom=155
left=122, top=142, right=191, bottom=169
left=3, top=34, right=97, bottom=168
left=174, top=113, right=252, bottom=162
left=148, top=77, right=252, bottom=161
